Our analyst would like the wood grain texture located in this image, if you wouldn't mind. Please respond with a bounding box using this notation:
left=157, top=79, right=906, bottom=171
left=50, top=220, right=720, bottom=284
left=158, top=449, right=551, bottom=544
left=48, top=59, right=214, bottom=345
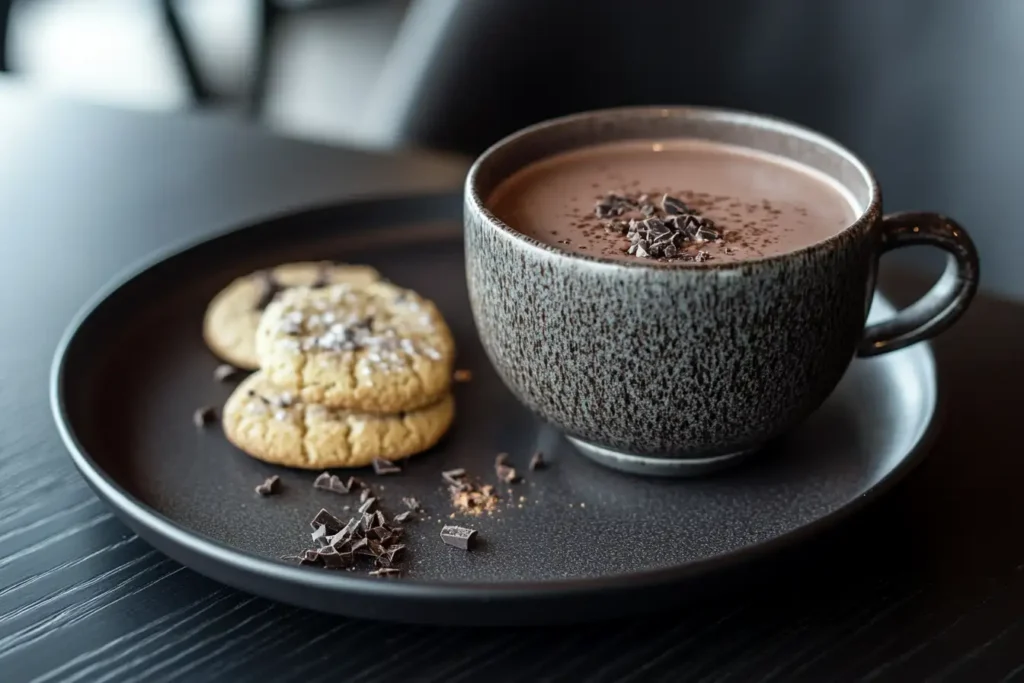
left=1, top=80, right=1024, bottom=682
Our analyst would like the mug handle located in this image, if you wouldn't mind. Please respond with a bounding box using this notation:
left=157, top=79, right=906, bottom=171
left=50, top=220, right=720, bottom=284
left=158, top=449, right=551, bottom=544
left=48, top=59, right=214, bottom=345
left=857, top=211, right=980, bottom=357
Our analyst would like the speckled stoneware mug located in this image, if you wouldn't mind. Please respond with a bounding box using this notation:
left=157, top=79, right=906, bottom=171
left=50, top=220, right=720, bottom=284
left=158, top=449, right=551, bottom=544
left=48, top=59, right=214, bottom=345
left=464, top=107, right=979, bottom=476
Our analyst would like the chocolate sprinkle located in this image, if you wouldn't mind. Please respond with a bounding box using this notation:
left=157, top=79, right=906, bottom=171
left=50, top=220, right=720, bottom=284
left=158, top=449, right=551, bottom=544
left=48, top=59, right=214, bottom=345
left=193, top=406, right=216, bottom=428
left=254, top=475, right=280, bottom=496
left=529, top=451, right=546, bottom=471
left=440, top=525, right=477, bottom=550
left=371, top=457, right=402, bottom=476
left=313, top=471, right=350, bottom=494
left=213, top=364, right=243, bottom=382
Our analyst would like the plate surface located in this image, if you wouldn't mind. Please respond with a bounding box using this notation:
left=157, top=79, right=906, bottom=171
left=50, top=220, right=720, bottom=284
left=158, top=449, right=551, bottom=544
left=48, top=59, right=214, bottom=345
left=52, top=193, right=939, bottom=625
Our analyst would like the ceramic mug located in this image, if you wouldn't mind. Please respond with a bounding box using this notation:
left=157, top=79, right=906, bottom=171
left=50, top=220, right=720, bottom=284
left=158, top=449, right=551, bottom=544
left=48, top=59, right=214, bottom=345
left=464, top=107, right=979, bottom=476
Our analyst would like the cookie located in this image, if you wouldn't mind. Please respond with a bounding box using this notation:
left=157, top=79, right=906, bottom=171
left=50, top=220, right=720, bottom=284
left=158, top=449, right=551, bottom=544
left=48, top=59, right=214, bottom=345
left=223, top=372, right=454, bottom=469
left=255, top=281, right=455, bottom=413
left=203, top=262, right=380, bottom=369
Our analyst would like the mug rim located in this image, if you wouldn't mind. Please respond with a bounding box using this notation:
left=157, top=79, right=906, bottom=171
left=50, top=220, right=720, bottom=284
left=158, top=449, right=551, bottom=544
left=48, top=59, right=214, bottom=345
left=465, top=105, right=881, bottom=271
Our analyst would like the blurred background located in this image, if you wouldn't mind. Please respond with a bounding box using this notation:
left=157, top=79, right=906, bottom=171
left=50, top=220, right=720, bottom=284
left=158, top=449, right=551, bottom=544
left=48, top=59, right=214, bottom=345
left=2, top=0, right=1022, bottom=297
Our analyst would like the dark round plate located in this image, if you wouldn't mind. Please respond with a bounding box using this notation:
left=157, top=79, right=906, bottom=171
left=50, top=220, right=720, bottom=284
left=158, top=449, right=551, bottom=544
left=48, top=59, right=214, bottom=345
left=51, top=193, right=939, bottom=625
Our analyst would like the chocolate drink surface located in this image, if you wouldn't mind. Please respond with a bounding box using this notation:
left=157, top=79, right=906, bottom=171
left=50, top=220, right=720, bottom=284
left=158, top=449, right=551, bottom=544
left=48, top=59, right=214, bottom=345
left=487, top=139, right=860, bottom=264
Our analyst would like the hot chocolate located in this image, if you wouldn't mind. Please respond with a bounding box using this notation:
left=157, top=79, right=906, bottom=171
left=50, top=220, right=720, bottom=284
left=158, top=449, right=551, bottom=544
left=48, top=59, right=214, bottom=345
left=486, top=138, right=861, bottom=264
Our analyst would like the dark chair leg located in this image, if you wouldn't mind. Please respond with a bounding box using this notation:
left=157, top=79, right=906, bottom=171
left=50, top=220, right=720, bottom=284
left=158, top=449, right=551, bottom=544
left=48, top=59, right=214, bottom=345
left=160, top=0, right=213, bottom=105
left=247, top=0, right=281, bottom=119
left=0, top=0, right=14, bottom=72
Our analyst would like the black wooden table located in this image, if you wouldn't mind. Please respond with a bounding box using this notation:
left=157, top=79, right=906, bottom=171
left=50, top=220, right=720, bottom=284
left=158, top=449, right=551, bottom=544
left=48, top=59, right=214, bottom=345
left=2, top=81, right=1023, bottom=682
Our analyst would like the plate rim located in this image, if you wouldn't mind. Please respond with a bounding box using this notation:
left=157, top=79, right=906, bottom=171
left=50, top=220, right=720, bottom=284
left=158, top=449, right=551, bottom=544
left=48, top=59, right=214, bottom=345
left=49, top=193, right=942, bottom=606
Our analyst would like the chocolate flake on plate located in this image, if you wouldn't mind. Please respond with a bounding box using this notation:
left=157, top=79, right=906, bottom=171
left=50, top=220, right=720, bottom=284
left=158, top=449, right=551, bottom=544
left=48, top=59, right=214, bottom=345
left=310, top=508, right=344, bottom=534
left=357, top=497, right=377, bottom=515
left=440, top=525, right=477, bottom=550
left=213, top=363, right=243, bottom=382
left=661, top=194, right=692, bottom=215
left=441, top=468, right=467, bottom=488
left=494, top=454, right=518, bottom=483
left=369, top=568, right=401, bottom=577
left=529, top=451, right=546, bottom=470
left=358, top=487, right=372, bottom=503
left=254, top=475, right=280, bottom=496
left=193, top=406, right=216, bottom=428
left=453, top=369, right=473, bottom=383
left=291, top=498, right=411, bottom=575
left=401, top=497, right=421, bottom=511
left=313, top=471, right=350, bottom=494
left=392, top=510, right=414, bottom=524
left=371, top=457, right=401, bottom=476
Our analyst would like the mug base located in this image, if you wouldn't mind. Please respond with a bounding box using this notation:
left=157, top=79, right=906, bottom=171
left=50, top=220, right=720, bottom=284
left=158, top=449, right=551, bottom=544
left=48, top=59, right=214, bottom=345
left=566, top=437, right=761, bottom=477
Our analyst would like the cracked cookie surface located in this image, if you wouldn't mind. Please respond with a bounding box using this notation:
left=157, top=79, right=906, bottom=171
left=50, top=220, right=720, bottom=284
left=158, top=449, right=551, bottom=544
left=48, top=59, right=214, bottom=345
left=255, top=281, right=454, bottom=413
left=223, top=372, right=454, bottom=469
left=204, top=262, right=380, bottom=369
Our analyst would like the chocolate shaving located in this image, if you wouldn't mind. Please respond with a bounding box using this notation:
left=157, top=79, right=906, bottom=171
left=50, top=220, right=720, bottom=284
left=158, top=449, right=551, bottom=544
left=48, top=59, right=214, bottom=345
left=529, top=451, right=546, bottom=470
left=496, top=464, right=519, bottom=484
left=254, top=475, right=280, bottom=496
left=494, top=454, right=518, bottom=483
left=345, top=476, right=364, bottom=491
left=393, top=510, right=414, bottom=524
left=310, top=508, right=344, bottom=534
left=193, top=406, right=216, bottom=428
left=661, top=194, right=692, bottom=215
left=213, top=364, right=243, bottom=382
left=401, top=497, right=421, bottom=511
left=359, top=487, right=372, bottom=503
left=313, top=471, right=350, bottom=494
left=293, top=492, right=413, bottom=576
left=441, top=468, right=467, bottom=487
left=440, top=525, right=477, bottom=550
left=299, top=549, right=322, bottom=566
left=371, top=458, right=401, bottom=476
left=369, top=568, right=401, bottom=577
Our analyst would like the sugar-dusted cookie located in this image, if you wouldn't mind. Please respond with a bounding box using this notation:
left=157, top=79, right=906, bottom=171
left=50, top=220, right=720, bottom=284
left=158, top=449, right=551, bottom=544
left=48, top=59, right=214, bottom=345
left=223, top=372, right=454, bottom=469
left=203, top=262, right=379, bottom=369
left=255, top=281, right=454, bottom=413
